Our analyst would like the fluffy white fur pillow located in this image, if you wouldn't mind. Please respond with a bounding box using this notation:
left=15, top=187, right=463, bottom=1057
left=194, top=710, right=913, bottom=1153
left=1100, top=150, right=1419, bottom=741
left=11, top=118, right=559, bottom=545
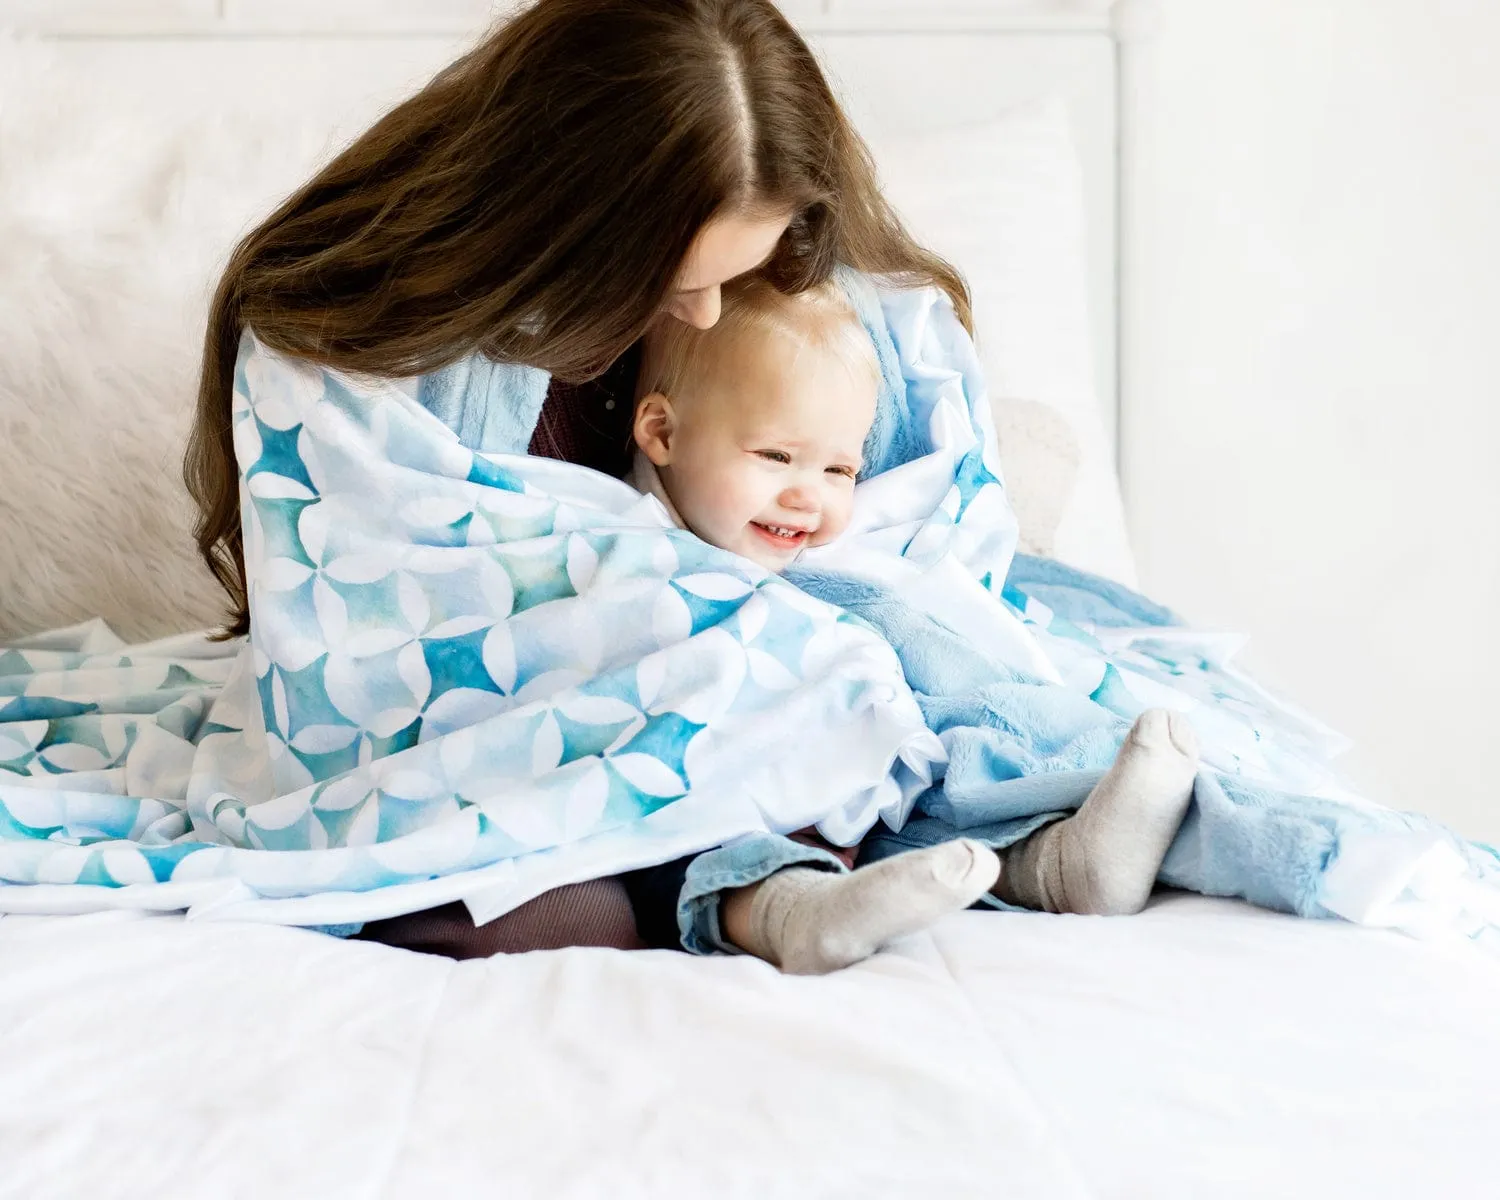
left=0, top=40, right=379, bottom=641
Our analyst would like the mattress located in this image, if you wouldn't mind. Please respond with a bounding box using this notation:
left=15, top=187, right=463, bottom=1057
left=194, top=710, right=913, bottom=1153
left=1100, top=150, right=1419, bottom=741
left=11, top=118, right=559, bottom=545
left=2, top=894, right=1494, bottom=1199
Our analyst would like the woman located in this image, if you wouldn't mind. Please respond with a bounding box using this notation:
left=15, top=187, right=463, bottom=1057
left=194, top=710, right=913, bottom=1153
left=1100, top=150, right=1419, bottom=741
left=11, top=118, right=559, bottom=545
left=184, top=0, right=974, bottom=959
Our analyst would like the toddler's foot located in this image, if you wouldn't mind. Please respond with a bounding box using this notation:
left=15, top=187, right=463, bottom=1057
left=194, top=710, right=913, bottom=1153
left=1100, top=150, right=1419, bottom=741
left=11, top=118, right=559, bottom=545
left=995, top=709, right=1198, bottom=916
left=745, top=839, right=1000, bottom=975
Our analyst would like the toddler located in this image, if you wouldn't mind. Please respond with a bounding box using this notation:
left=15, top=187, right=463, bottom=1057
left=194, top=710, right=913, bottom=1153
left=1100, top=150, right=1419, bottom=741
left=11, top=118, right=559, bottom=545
left=622, top=278, right=1199, bottom=973
left=628, top=277, right=874, bottom=573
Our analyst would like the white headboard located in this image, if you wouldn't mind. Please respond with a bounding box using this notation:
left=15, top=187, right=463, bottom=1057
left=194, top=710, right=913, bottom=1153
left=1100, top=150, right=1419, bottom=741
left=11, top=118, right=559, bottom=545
left=7, top=0, right=1147, bottom=460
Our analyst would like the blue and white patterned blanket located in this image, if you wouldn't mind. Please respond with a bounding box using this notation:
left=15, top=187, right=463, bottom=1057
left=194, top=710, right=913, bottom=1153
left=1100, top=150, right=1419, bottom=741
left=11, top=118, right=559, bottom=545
left=2, top=284, right=1496, bottom=946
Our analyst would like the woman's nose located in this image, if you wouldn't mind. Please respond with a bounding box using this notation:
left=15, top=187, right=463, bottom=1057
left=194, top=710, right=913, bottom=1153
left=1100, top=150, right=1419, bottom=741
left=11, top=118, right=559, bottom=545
left=665, top=286, right=722, bottom=330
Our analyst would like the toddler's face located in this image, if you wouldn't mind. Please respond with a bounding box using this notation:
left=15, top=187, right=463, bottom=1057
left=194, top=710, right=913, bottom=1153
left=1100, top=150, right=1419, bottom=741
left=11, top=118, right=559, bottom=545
left=638, top=332, right=876, bottom=572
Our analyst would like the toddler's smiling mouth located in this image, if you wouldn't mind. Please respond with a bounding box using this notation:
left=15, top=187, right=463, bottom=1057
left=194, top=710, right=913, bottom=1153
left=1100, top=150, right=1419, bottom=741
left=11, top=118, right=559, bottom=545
left=749, top=521, right=811, bottom=551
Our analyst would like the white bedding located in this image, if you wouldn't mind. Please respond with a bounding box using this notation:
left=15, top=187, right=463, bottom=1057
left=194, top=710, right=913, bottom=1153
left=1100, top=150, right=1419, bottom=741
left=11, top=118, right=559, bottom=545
left=3, top=899, right=1494, bottom=1199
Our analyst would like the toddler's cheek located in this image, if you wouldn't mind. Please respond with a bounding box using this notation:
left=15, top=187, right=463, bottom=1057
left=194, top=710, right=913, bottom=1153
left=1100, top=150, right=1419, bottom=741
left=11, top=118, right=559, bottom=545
left=686, top=483, right=753, bottom=547
left=812, top=507, right=850, bottom=546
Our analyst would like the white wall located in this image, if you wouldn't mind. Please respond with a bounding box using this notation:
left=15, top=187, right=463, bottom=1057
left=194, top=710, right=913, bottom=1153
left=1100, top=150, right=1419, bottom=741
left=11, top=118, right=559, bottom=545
left=1124, top=0, right=1500, bottom=840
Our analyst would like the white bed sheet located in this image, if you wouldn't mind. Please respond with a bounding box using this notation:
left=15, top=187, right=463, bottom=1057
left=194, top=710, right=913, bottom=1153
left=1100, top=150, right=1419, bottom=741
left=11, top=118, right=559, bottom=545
left=2, top=895, right=1495, bottom=1199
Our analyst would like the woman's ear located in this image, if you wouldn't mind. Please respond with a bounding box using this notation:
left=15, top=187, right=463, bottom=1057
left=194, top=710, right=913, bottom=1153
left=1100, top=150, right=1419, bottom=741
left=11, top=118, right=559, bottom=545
left=633, top=392, right=677, bottom=467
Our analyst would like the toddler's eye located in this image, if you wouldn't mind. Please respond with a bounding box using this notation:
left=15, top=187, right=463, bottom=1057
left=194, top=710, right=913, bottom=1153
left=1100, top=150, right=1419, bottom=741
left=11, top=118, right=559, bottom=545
left=826, top=465, right=858, bottom=480
left=755, top=450, right=791, bottom=464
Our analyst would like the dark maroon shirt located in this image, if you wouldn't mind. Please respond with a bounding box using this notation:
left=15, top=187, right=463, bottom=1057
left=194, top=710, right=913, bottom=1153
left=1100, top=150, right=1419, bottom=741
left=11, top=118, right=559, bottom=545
left=526, top=344, right=641, bottom=478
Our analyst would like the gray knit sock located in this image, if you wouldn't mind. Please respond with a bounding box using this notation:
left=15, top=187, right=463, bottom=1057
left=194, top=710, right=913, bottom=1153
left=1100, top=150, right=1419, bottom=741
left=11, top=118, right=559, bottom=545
left=995, top=709, right=1199, bottom=916
left=742, top=839, right=1001, bottom=975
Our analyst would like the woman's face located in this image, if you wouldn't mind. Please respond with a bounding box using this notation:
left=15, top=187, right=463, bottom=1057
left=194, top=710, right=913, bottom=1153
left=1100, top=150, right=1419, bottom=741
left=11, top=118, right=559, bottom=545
left=663, top=211, right=792, bottom=329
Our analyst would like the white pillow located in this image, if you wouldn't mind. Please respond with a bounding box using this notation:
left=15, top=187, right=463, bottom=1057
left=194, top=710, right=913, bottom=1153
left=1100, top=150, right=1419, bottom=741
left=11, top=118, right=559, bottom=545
left=869, top=99, right=1138, bottom=585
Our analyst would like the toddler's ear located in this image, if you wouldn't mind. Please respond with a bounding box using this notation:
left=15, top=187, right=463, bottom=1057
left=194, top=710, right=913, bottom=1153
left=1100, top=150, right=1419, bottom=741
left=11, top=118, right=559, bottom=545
left=633, top=392, right=677, bottom=466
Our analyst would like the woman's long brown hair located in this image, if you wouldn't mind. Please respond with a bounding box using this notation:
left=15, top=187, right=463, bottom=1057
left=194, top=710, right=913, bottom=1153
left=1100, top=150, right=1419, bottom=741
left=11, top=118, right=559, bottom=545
left=185, top=0, right=969, bottom=636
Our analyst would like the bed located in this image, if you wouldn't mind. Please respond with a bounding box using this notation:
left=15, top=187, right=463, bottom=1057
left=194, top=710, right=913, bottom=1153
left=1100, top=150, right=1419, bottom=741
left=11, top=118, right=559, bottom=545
left=4, top=894, right=1497, bottom=1198
left=1, top=2, right=1495, bottom=1196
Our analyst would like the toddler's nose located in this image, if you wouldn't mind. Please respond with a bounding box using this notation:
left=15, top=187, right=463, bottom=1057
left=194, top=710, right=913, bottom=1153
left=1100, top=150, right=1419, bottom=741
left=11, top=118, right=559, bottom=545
left=778, top=483, right=819, bottom=513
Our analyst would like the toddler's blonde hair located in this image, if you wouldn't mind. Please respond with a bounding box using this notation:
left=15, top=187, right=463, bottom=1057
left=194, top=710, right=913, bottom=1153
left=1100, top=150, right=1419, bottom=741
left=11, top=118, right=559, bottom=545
left=637, top=276, right=879, bottom=406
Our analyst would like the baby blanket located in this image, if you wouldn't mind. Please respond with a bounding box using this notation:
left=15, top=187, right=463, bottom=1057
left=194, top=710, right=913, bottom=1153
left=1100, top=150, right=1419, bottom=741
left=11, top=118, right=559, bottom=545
left=0, top=329, right=949, bottom=926
left=1, top=285, right=1496, bottom=947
